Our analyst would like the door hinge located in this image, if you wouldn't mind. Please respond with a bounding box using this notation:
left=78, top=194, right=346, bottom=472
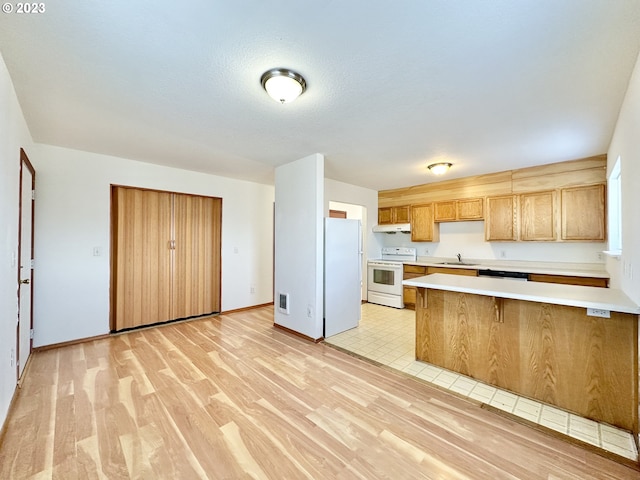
left=31, top=189, right=35, bottom=200
left=30, top=259, right=35, bottom=269
left=30, top=329, right=34, bottom=339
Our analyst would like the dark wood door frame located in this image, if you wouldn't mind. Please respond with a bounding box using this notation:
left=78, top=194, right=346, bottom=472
left=17, top=148, right=35, bottom=380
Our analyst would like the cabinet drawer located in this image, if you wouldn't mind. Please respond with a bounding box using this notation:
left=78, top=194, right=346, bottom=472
left=528, top=273, right=608, bottom=288
left=426, top=267, right=478, bottom=276
left=404, top=265, right=427, bottom=275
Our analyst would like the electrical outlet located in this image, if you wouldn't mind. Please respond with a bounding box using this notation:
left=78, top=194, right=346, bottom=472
left=500, top=250, right=506, bottom=258
left=250, top=285, right=255, bottom=294
left=10, top=348, right=14, bottom=367
left=596, top=252, right=603, bottom=261
left=587, top=308, right=610, bottom=318
left=307, top=304, right=313, bottom=318
left=424, top=248, right=430, bottom=256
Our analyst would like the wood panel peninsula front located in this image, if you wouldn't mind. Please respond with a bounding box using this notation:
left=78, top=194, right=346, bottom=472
left=403, top=274, right=640, bottom=440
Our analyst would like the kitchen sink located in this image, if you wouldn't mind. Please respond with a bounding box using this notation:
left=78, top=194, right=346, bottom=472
left=435, top=262, right=478, bottom=266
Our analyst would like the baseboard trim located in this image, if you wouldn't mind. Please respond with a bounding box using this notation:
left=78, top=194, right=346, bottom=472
left=221, top=302, right=274, bottom=315
left=273, top=323, right=323, bottom=343
left=33, top=333, right=111, bottom=352
left=0, top=377, right=22, bottom=449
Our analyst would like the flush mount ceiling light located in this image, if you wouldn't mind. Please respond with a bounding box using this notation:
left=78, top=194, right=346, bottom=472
left=261, top=68, right=307, bottom=104
left=427, top=162, right=452, bottom=175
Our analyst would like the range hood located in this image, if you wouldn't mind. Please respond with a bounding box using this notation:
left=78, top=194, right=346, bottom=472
left=372, top=223, right=411, bottom=233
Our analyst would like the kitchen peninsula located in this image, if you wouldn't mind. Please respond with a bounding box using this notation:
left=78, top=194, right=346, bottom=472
left=403, top=274, right=640, bottom=438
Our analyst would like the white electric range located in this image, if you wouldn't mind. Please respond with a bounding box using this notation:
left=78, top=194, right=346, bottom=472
left=367, top=247, right=417, bottom=308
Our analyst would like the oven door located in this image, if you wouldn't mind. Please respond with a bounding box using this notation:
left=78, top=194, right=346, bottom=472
left=367, top=262, right=402, bottom=296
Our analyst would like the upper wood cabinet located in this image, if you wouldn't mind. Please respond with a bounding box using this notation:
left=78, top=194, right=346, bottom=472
left=561, top=184, right=606, bottom=241
left=378, top=205, right=410, bottom=224
left=434, top=198, right=484, bottom=222
left=519, top=191, right=556, bottom=241
left=411, top=204, right=440, bottom=242
left=485, top=195, right=517, bottom=241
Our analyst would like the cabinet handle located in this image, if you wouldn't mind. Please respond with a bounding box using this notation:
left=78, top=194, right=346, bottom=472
left=20, top=279, right=30, bottom=285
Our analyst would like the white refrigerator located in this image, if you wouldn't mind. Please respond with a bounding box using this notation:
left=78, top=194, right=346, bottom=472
left=324, top=217, right=362, bottom=337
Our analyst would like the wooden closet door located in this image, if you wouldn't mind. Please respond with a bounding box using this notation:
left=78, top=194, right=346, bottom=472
left=173, top=194, right=222, bottom=319
left=112, top=187, right=173, bottom=330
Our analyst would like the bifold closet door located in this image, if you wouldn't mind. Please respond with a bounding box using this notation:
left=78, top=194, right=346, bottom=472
left=112, top=187, right=173, bottom=330
left=173, top=194, right=222, bottom=318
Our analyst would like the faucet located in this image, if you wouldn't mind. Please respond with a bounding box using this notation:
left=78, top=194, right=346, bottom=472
left=456, top=253, right=462, bottom=263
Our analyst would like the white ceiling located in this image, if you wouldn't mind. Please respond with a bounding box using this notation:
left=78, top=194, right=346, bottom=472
left=1, top=1, right=640, bottom=191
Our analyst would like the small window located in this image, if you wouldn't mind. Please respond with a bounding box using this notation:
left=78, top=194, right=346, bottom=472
left=607, top=156, right=622, bottom=255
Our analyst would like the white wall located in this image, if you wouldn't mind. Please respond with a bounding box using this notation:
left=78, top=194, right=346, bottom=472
left=30, top=143, right=275, bottom=347
left=325, top=178, right=381, bottom=261
left=0, top=53, right=34, bottom=433
left=379, top=221, right=606, bottom=265
left=607, top=50, right=640, bottom=304
left=274, top=154, right=324, bottom=340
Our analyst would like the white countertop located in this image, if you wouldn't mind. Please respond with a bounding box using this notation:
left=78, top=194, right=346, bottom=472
left=403, top=274, right=640, bottom=314
left=404, top=259, right=609, bottom=279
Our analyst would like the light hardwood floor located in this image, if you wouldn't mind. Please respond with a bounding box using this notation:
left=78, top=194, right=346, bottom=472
left=1, top=306, right=639, bottom=479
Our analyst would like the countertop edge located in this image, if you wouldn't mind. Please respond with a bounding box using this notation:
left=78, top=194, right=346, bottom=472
left=403, top=274, right=640, bottom=314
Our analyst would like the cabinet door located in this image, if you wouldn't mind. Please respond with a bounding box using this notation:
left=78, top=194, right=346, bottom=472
left=403, top=265, right=427, bottom=279
left=520, top=191, right=556, bottom=241
left=485, top=196, right=517, bottom=241
left=411, top=204, right=439, bottom=242
left=434, top=201, right=457, bottom=222
left=112, top=187, right=173, bottom=330
left=457, top=198, right=484, bottom=220
left=173, top=194, right=222, bottom=319
left=403, top=286, right=417, bottom=306
left=394, top=206, right=411, bottom=223
left=378, top=207, right=393, bottom=224
left=561, top=184, right=606, bottom=241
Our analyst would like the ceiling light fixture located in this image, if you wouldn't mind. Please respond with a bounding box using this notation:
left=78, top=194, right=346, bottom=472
left=427, top=162, right=452, bottom=175
left=261, top=68, right=307, bottom=104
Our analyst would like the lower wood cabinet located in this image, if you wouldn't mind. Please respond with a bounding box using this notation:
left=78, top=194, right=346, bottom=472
left=403, top=265, right=427, bottom=309
left=415, top=288, right=637, bottom=432
left=426, top=267, right=479, bottom=276
left=403, top=265, right=477, bottom=309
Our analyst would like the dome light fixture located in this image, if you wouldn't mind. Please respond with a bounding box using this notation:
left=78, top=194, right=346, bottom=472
left=427, top=162, right=452, bottom=175
left=260, top=68, right=307, bottom=104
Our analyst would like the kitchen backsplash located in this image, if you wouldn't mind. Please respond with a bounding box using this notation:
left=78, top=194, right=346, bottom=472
left=379, top=221, right=606, bottom=265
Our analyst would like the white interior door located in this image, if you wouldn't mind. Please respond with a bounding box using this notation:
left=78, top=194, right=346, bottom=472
left=18, top=150, right=35, bottom=379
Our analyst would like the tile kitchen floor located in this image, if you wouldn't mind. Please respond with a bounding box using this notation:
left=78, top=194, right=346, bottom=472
left=324, top=302, right=638, bottom=462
